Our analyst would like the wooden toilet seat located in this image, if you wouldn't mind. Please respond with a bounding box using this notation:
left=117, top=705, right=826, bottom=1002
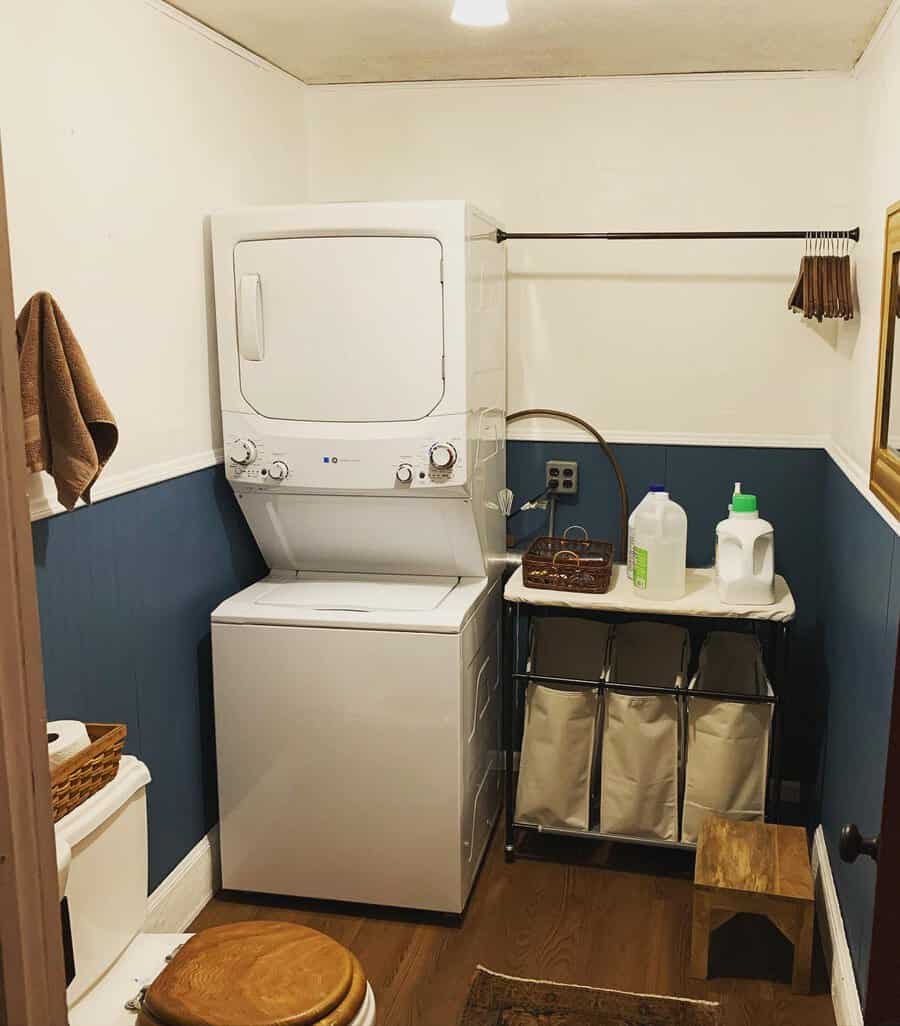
left=136, top=922, right=368, bottom=1026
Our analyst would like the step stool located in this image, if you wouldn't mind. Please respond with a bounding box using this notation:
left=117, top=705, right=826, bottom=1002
left=690, top=816, right=815, bottom=994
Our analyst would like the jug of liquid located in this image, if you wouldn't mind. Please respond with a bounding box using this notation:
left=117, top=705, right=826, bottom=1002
left=715, top=488, right=775, bottom=605
left=632, top=491, right=688, bottom=601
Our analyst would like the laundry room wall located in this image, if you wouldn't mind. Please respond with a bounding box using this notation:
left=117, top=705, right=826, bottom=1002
left=831, top=2, right=900, bottom=478
left=0, top=0, right=306, bottom=888
left=307, top=62, right=900, bottom=1005
left=306, top=67, right=856, bottom=822
left=307, top=72, right=855, bottom=446
left=816, top=1, right=900, bottom=1000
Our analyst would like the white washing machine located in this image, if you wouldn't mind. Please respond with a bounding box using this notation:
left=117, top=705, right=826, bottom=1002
left=210, top=201, right=507, bottom=914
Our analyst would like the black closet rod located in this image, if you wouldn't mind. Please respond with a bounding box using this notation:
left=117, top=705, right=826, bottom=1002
left=495, top=227, right=861, bottom=243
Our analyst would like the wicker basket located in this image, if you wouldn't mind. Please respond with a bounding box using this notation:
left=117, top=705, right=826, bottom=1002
left=522, top=526, right=614, bottom=594
left=50, top=723, right=127, bottom=823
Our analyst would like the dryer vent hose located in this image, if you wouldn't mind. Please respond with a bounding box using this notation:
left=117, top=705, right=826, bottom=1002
left=506, top=409, right=630, bottom=562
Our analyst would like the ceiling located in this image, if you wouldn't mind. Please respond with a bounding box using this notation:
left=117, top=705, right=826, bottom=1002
left=173, top=0, right=892, bottom=84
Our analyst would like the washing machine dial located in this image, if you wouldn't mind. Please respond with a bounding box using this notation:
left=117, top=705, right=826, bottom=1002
left=228, top=439, right=257, bottom=466
left=429, top=443, right=457, bottom=470
left=396, top=463, right=414, bottom=484
left=268, top=460, right=289, bottom=482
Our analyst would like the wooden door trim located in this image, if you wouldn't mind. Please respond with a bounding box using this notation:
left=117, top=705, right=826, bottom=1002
left=0, top=140, right=69, bottom=1024
left=866, top=618, right=900, bottom=1024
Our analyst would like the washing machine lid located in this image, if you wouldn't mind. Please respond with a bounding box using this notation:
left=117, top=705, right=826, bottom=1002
left=212, top=573, right=489, bottom=633
left=253, top=573, right=459, bottom=613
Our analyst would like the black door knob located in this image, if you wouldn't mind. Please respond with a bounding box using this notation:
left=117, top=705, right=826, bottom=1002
left=839, top=823, right=879, bottom=863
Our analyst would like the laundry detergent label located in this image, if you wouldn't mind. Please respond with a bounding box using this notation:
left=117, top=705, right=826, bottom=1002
left=633, top=546, right=648, bottom=590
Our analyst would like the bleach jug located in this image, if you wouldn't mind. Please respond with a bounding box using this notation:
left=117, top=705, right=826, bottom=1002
left=632, top=491, right=688, bottom=600
left=627, top=484, right=666, bottom=580
left=715, top=487, right=775, bottom=605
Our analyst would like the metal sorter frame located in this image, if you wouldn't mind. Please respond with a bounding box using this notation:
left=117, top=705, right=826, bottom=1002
left=501, top=567, right=793, bottom=861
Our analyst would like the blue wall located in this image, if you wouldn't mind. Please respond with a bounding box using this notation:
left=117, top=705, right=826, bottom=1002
left=817, top=455, right=899, bottom=1000
left=33, top=443, right=898, bottom=998
left=508, top=440, right=825, bottom=787
left=33, top=465, right=266, bottom=890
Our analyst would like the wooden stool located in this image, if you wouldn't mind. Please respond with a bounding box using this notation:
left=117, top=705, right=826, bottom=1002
left=690, top=817, right=815, bottom=994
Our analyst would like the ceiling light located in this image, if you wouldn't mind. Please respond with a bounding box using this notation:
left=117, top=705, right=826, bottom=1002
left=451, top=0, right=509, bottom=28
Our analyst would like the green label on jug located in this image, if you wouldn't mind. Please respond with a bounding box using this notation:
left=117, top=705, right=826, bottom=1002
left=633, top=546, right=648, bottom=589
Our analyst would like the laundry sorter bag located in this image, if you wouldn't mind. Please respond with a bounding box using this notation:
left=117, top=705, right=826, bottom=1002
left=681, top=631, right=773, bottom=844
left=599, top=621, right=690, bottom=841
left=515, top=618, right=610, bottom=831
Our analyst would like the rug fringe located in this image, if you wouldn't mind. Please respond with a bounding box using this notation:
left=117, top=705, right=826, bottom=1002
left=473, top=966, right=719, bottom=1008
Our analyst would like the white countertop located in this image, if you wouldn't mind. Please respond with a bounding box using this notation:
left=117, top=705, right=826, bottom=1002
left=504, top=565, right=795, bottom=622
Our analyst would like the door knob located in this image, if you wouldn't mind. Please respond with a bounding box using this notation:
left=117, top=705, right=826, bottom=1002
left=839, top=823, right=879, bottom=863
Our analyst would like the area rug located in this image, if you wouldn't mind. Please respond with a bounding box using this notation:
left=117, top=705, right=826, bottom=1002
left=460, top=967, right=721, bottom=1026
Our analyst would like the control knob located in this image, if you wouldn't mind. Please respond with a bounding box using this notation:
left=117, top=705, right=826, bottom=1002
left=429, top=443, right=457, bottom=470
left=396, top=463, right=414, bottom=484
left=268, top=460, right=289, bottom=482
left=228, top=439, right=257, bottom=466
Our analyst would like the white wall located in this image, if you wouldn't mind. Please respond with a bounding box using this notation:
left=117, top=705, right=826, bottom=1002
left=307, top=74, right=855, bottom=444
left=832, top=2, right=900, bottom=476
left=0, top=0, right=308, bottom=515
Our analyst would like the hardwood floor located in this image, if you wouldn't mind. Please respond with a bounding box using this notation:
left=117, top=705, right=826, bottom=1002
left=190, top=826, right=836, bottom=1026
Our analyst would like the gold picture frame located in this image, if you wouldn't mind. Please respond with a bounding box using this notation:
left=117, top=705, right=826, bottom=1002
left=870, top=201, right=900, bottom=519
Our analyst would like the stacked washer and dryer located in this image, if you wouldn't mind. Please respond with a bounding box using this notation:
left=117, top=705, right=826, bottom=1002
left=210, top=201, right=508, bottom=914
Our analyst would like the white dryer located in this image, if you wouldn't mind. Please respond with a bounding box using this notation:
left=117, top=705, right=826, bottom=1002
left=209, top=202, right=507, bottom=914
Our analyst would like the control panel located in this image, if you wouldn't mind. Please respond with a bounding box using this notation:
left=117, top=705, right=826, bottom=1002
left=224, top=422, right=468, bottom=494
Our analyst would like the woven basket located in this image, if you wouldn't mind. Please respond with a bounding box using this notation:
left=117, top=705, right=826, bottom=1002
left=50, top=723, right=127, bottom=823
left=523, top=526, right=614, bottom=594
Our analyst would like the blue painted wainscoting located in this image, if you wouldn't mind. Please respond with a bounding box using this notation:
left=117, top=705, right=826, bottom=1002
left=508, top=440, right=825, bottom=788
left=32, top=465, right=266, bottom=890
left=817, top=455, right=900, bottom=1001
left=508, top=439, right=899, bottom=999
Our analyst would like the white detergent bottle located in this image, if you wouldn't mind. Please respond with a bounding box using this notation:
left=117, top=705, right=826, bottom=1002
left=627, top=484, right=666, bottom=580
left=632, top=491, right=688, bottom=600
left=715, top=487, right=775, bottom=605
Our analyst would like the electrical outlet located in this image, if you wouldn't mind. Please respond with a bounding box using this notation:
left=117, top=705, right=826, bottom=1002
left=780, top=779, right=802, bottom=804
left=546, top=460, right=579, bottom=495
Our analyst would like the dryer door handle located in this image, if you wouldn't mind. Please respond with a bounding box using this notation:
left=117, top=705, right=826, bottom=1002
left=238, top=274, right=265, bottom=362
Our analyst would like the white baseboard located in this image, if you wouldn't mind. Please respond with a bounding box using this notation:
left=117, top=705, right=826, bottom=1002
left=144, top=827, right=221, bottom=934
left=811, top=826, right=864, bottom=1026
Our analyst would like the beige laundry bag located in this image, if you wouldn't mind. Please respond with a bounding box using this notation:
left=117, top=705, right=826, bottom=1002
left=515, top=618, right=609, bottom=831
left=681, top=631, right=773, bottom=844
left=599, top=622, right=689, bottom=841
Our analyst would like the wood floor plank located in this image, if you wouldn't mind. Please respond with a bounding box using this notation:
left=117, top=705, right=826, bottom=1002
left=187, top=825, right=836, bottom=1026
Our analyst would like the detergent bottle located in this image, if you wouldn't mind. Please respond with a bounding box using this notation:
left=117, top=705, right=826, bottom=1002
left=715, top=484, right=775, bottom=605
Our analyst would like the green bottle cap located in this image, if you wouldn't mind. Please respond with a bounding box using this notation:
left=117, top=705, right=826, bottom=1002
left=732, top=493, right=758, bottom=513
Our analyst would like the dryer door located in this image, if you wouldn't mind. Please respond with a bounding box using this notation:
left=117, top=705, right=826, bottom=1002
left=233, top=236, right=445, bottom=423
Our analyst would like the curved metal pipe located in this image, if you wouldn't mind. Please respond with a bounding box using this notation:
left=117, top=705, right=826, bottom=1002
left=506, top=408, right=630, bottom=562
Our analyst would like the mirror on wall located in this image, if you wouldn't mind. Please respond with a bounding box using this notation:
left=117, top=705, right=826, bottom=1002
left=870, top=202, right=900, bottom=518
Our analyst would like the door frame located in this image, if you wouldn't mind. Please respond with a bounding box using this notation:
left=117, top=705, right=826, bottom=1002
left=866, top=619, right=900, bottom=1024
left=0, top=139, right=69, bottom=1025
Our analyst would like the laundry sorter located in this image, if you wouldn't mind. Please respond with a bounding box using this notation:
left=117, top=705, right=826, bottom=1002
left=503, top=563, right=794, bottom=857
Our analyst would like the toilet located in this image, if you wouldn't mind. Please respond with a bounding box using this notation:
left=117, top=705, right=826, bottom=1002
left=55, top=756, right=376, bottom=1026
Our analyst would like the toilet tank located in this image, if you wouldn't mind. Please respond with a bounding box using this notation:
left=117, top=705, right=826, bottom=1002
left=54, top=756, right=152, bottom=1005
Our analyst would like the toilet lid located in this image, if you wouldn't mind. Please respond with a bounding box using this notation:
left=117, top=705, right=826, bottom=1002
left=141, top=922, right=363, bottom=1026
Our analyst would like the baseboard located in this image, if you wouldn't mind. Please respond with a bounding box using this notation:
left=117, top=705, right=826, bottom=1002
left=811, top=826, right=864, bottom=1026
left=144, top=826, right=221, bottom=933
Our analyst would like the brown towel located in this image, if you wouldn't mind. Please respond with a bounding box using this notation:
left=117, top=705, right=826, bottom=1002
left=16, top=292, right=117, bottom=510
